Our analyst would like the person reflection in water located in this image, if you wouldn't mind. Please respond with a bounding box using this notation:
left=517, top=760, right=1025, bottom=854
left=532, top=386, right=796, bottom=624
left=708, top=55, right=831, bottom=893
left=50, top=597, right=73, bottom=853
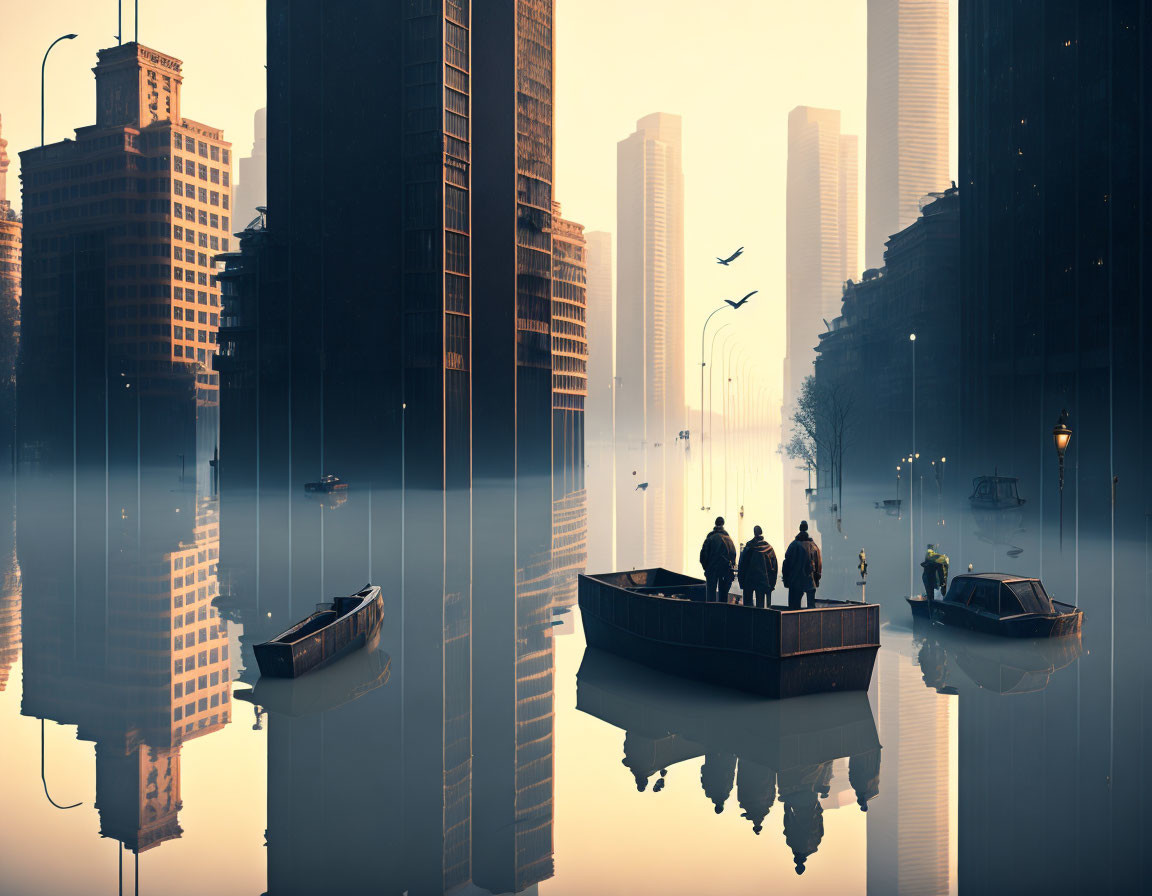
left=737, top=759, right=776, bottom=834
left=699, top=516, right=736, bottom=603
left=738, top=525, right=778, bottom=608
left=700, top=752, right=737, bottom=813
left=782, top=520, right=822, bottom=609
left=778, top=761, right=833, bottom=874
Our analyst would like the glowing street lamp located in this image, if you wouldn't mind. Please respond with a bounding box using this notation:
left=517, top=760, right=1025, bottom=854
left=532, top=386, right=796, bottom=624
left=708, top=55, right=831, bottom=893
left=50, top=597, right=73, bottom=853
left=1053, top=409, right=1072, bottom=550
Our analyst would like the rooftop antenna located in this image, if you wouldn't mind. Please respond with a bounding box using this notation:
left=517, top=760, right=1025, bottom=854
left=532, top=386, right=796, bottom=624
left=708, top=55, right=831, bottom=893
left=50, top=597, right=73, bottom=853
left=135, top=0, right=139, bottom=43
left=116, top=1, right=122, bottom=45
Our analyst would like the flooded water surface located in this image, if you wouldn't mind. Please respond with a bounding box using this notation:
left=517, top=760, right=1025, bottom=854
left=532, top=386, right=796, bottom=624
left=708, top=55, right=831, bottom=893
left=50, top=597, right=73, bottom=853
left=0, top=472, right=1148, bottom=896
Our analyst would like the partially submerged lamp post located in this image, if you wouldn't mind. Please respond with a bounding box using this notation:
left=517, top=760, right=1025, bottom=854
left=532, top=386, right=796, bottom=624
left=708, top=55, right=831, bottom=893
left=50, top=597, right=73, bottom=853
left=1052, top=409, right=1072, bottom=551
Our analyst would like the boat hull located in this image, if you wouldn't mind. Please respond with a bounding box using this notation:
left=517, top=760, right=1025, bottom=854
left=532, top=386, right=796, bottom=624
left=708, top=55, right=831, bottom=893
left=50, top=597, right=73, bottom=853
left=254, top=586, right=384, bottom=678
left=907, top=596, right=1082, bottom=638
left=579, top=570, right=879, bottom=700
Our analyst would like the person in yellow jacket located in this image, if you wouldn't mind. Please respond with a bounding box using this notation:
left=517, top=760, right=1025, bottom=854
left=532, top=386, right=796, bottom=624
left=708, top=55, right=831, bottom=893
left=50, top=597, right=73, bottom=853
left=920, top=544, right=950, bottom=599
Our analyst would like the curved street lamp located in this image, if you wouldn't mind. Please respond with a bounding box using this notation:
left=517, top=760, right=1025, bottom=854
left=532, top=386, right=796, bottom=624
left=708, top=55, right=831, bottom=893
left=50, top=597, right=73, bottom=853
left=41, top=718, right=83, bottom=810
left=1053, top=409, right=1072, bottom=550
left=700, top=298, right=753, bottom=507
left=42, top=33, right=79, bottom=146
left=701, top=322, right=731, bottom=508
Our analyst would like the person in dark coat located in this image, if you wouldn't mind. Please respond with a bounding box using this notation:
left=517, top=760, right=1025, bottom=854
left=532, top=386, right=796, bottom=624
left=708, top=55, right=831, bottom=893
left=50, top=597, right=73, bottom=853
left=781, top=520, right=822, bottom=609
left=699, top=516, right=736, bottom=602
left=738, top=525, right=778, bottom=608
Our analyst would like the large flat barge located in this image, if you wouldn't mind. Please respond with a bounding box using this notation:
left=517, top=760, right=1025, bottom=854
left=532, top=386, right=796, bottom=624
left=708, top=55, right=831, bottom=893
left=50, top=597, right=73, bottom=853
left=578, top=569, right=879, bottom=699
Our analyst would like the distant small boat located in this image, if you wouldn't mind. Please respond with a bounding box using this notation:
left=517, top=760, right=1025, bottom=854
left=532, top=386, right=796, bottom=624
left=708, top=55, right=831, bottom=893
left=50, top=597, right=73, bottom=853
left=907, top=573, right=1081, bottom=638
left=579, top=569, right=880, bottom=699
left=304, top=474, right=348, bottom=493
left=254, top=584, right=383, bottom=678
left=969, top=475, right=1025, bottom=510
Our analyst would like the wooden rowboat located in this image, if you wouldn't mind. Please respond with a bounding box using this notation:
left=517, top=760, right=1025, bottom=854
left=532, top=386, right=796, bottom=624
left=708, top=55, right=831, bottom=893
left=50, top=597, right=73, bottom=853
left=254, top=584, right=383, bottom=678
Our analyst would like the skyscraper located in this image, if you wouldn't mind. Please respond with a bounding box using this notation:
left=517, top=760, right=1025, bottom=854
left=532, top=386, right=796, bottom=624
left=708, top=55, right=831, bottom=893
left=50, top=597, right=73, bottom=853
left=584, top=230, right=614, bottom=571
left=959, top=0, right=1152, bottom=541
left=865, top=0, right=950, bottom=270
left=615, top=113, right=685, bottom=571
left=783, top=107, right=857, bottom=526
left=19, top=43, right=231, bottom=469
left=550, top=202, right=588, bottom=611
left=471, top=5, right=557, bottom=891
left=233, top=106, right=266, bottom=227
left=263, top=6, right=479, bottom=883
left=258, top=5, right=557, bottom=892
left=0, top=115, right=20, bottom=461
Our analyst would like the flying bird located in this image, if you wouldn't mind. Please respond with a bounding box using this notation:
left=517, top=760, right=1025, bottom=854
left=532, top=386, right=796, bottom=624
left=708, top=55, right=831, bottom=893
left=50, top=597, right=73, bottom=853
left=725, top=290, right=758, bottom=310
left=636, top=482, right=649, bottom=492
left=716, top=247, right=744, bottom=266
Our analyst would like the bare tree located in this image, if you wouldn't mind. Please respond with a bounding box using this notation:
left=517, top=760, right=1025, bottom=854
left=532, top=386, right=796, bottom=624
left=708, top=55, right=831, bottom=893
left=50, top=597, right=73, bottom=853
left=782, top=431, right=817, bottom=490
left=787, top=375, right=857, bottom=518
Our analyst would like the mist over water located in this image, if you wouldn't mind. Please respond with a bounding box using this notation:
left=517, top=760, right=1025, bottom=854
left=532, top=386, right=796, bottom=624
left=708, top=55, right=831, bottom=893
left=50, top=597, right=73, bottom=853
left=0, top=460, right=1147, bottom=895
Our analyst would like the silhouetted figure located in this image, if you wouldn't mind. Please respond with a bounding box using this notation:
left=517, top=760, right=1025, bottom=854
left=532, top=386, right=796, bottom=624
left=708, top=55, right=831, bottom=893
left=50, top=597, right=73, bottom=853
left=699, top=516, right=736, bottom=602
left=920, top=543, right=949, bottom=599
left=737, top=525, right=778, bottom=608
left=778, top=762, right=832, bottom=874
left=782, top=520, right=822, bottom=609
left=736, top=759, right=776, bottom=834
left=848, top=748, right=882, bottom=811
left=700, top=752, right=737, bottom=814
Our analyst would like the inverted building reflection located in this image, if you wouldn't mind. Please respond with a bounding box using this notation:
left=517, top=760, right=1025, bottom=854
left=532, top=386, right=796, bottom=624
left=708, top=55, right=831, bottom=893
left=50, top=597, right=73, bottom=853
left=17, top=470, right=228, bottom=855
left=0, top=476, right=20, bottom=694
left=224, top=473, right=562, bottom=895
left=576, top=648, right=881, bottom=875
left=909, top=617, right=1092, bottom=895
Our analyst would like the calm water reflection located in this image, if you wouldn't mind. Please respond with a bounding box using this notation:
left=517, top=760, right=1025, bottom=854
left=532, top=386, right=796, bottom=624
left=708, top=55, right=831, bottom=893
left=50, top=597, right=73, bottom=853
left=1, top=473, right=1149, bottom=894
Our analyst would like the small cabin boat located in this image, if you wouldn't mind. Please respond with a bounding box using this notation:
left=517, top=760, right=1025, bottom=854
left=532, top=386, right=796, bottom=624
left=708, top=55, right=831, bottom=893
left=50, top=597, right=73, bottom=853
left=578, top=569, right=879, bottom=699
left=254, top=584, right=383, bottom=678
left=907, top=573, right=1081, bottom=638
left=969, top=475, right=1025, bottom=510
left=304, top=473, right=348, bottom=493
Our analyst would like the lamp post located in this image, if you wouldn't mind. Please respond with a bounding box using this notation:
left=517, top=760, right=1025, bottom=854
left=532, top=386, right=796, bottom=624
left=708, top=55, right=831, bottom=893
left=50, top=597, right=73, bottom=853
left=909, top=334, right=917, bottom=597
left=907, top=454, right=915, bottom=596
left=1053, top=409, right=1072, bottom=551
left=42, top=34, right=79, bottom=146
left=700, top=299, right=751, bottom=508
left=703, top=322, right=731, bottom=509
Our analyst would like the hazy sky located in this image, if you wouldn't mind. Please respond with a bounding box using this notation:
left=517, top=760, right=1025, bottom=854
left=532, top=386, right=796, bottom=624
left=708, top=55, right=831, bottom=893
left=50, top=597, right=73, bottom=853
left=0, top=0, right=957, bottom=414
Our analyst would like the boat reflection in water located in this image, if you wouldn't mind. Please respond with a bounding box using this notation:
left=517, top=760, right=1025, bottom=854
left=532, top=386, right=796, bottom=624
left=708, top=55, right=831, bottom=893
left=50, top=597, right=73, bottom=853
left=576, top=648, right=881, bottom=875
left=913, top=620, right=1084, bottom=697
left=235, top=637, right=390, bottom=718
left=911, top=618, right=1089, bottom=895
